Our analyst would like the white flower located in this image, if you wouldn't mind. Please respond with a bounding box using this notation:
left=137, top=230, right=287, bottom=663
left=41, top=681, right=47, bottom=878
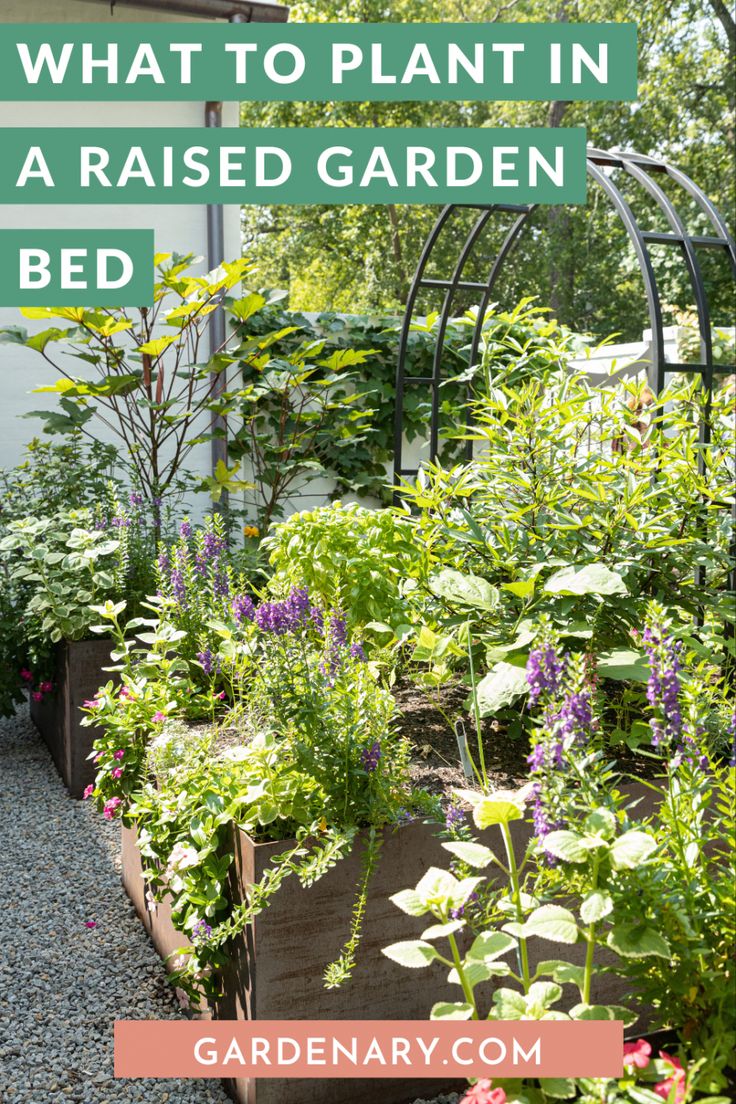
left=167, top=843, right=198, bottom=871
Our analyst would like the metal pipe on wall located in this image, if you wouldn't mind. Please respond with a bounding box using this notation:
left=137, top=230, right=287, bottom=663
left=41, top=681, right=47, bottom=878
left=205, top=10, right=250, bottom=505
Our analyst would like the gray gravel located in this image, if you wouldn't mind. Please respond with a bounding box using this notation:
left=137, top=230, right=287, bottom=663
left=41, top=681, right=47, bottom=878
left=0, top=706, right=461, bottom=1104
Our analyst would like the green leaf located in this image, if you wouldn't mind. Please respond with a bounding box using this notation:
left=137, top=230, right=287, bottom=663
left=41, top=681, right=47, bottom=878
left=597, top=649, right=649, bottom=682
left=607, top=924, right=670, bottom=959
left=536, top=961, right=586, bottom=991
left=421, top=920, right=464, bottom=941
left=569, top=1003, right=637, bottom=1027
left=430, top=1002, right=474, bottom=1020
left=610, top=831, right=657, bottom=871
left=541, top=830, right=589, bottom=864
left=389, top=889, right=428, bottom=917
left=580, top=892, right=613, bottom=924
left=502, top=578, right=536, bottom=599
left=583, top=808, right=617, bottom=839
left=467, top=931, right=517, bottom=962
left=442, top=840, right=494, bottom=869
left=415, top=867, right=459, bottom=906
left=475, top=662, right=529, bottom=717
left=491, top=987, right=528, bottom=1019
left=544, top=563, right=628, bottom=597
left=524, top=905, right=579, bottom=945
left=429, top=567, right=499, bottom=611
left=473, top=788, right=526, bottom=829
left=138, top=334, right=177, bottom=356
left=381, top=940, right=439, bottom=969
left=541, top=1078, right=576, bottom=1099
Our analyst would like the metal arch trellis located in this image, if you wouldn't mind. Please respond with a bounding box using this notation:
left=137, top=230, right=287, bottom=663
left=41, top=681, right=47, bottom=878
left=392, top=146, right=736, bottom=494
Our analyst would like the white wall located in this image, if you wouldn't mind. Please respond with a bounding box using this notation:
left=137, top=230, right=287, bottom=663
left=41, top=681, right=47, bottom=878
left=0, top=0, right=241, bottom=489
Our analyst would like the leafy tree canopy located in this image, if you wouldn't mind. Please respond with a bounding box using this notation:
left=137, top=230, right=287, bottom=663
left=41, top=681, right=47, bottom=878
left=241, top=0, right=733, bottom=341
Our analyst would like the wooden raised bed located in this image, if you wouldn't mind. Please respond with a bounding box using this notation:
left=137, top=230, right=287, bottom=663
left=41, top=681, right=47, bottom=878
left=30, top=638, right=113, bottom=799
left=122, top=818, right=525, bottom=1104
left=122, top=785, right=656, bottom=1104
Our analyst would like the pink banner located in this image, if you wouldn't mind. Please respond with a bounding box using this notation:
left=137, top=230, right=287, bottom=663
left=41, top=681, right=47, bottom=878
left=115, top=1019, right=623, bottom=1079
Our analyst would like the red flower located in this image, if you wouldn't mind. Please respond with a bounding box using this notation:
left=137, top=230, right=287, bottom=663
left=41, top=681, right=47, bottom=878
left=654, top=1052, right=686, bottom=1103
left=460, top=1080, right=506, bottom=1104
left=31, top=690, right=43, bottom=702
left=623, top=1039, right=652, bottom=1070
left=39, top=681, right=53, bottom=693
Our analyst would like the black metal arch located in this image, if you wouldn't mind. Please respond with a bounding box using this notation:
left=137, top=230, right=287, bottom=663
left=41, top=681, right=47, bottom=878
left=393, top=146, right=736, bottom=488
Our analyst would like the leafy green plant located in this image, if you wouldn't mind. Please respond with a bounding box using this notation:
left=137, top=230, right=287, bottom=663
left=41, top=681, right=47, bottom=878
left=382, top=613, right=735, bottom=1104
left=399, top=365, right=735, bottom=732
left=0, top=435, right=121, bottom=716
left=85, top=584, right=434, bottom=1003
left=0, top=254, right=254, bottom=509
left=229, top=326, right=379, bottom=533
left=0, top=492, right=161, bottom=700
left=262, top=500, right=425, bottom=635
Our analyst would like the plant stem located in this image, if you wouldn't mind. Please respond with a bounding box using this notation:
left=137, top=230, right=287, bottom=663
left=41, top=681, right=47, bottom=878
left=467, top=623, right=488, bottom=791
left=500, top=821, right=531, bottom=992
left=582, top=856, right=600, bottom=1005
left=447, top=932, right=478, bottom=1018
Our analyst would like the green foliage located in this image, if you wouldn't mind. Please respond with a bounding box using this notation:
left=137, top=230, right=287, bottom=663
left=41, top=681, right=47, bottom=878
left=0, top=490, right=162, bottom=712
left=85, top=584, right=431, bottom=1003
left=383, top=623, right=735, bottom=1102
left=400, top=364, right=735, bottom=724
left=0, top=254, right=254, bottom=508
left=262, top=500, right=424, bottom=632
left=227, top=318, right=379, bottom=530
left=0, top=435, right=120, bottom=716
left=241, top=0, right=734, bottom=339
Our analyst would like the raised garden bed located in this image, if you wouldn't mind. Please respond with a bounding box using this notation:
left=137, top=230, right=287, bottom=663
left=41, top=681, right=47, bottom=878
left=121, top=773, right=659, bottom=1104
left=30, top=638, right=114, bottom=799
left=123, top=818, right=478, bottom=1104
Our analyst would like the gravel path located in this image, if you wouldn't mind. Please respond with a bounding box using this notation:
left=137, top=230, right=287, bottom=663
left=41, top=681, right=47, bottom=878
left=0, top=707, right=460, bottom=1104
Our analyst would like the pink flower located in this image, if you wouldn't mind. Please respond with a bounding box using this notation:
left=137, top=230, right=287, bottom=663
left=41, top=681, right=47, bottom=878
left=216, top=691, right=226, bottom=701
left=119, top=686, right=135, bottom=701
left=623, top=1039, right=652, bottom=1070
left=152, top=711, right=166, bottom=723
left=114, top=750, right=125, bottom=761
left=19, top=668, right=33, bottom=682
left=39, top=681, right=53, bottom=693
left=461, top=1081, right=506, bottom=1104
left=103, top=796, right=122, bottom=820
left=31, top=691, right=43, bottom=702
left=84, top=920, right=97, bottom=929
left=83, top=785, right=94, bottom=800
left=94, top=751, right=104, bottom=763
left=654, top=1052, right=686, bottom=1103
left=83, top=699, right=100, bottom=710
left=111, top=767, right=123, bottom=779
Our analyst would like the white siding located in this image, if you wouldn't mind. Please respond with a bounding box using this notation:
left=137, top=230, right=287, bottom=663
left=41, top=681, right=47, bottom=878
left=0, top=0, right=241, bottom=486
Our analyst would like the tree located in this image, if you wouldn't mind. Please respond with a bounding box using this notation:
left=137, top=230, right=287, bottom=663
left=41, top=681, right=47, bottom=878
left=241, top=0, right=734, bottom=340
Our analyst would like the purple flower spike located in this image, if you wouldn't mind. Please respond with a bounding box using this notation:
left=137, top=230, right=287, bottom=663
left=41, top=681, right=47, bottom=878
left=197, top=649, right=217, bottom=676
left=231, top=594, right=255, bottom=623
left=445, top=803, right=466, bottom=830
left=526, top=645, right=567, bottom=705
left=360, top=740, right=382, bottom=773
left=192, top=919, right=213, bottom=943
